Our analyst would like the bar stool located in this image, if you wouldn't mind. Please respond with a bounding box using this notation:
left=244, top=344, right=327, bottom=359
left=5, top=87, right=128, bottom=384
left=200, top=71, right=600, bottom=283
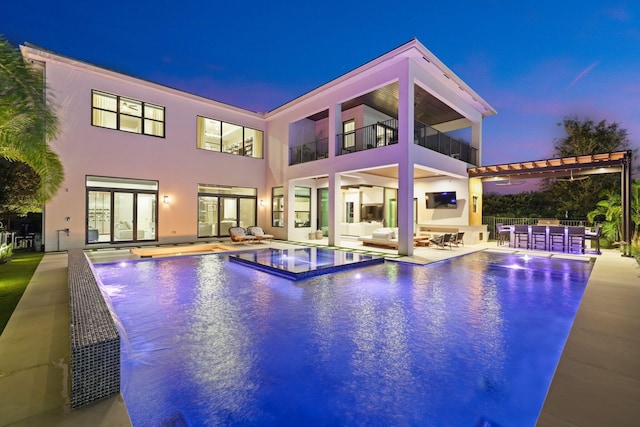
left=531, top=225, right=547, bottom=250
left=548, top=226, right=565, bottom=252
left=567, top=226, right=586, bottom=254
left=585, top=225, right=602, bottom=254
left=496, top=223, right=511, bottom=246
left=513, top=224, right=530, bottom=249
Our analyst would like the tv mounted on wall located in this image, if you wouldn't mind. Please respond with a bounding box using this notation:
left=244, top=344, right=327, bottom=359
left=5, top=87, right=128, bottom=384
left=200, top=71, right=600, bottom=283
left=425, top=191, right=457, bottom=209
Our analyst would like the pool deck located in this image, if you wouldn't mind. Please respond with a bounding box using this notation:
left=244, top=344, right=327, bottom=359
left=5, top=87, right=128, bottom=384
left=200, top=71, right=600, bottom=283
left=1, top=240, right=639, bottom=426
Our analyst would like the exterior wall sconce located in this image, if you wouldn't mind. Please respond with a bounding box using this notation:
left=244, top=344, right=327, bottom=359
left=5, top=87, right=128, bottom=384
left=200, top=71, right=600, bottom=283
left=163, top=195, right=170, bottom=205
left=259, top=200, right=265, bottom=207
left=472, top=196, right=478, bottom=213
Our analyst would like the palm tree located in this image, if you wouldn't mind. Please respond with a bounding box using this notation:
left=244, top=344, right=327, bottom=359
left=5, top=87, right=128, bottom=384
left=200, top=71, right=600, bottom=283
left=0, top=37, right=63, bottom=203
left=587, top=180, right=640, bottom=252
left=631, top=180, right=640, bottom=243
left=587, top=188, right=621, bottom=243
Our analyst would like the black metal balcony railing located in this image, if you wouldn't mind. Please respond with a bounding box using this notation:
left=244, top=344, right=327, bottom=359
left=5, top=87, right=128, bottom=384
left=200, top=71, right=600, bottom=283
left=289, top=119, right=477, bottom=166
left=289, top=138, right=329, bottom=165
left=414, top=122, right=478, bottom=165
left=336, top=119, right=398, bottom=155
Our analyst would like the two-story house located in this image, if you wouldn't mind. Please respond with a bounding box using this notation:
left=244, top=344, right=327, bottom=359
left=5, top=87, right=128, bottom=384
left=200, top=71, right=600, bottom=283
left=20, top=38, right=495, bottom=255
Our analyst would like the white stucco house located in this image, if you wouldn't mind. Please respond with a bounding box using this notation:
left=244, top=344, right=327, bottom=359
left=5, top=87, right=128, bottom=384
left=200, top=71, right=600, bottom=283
left=20, top=38, right=496, bottom=256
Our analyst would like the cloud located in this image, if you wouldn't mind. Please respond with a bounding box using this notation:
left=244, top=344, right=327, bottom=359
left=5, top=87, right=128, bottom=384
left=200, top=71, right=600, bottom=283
left=565, top=61, right=600, bottom=92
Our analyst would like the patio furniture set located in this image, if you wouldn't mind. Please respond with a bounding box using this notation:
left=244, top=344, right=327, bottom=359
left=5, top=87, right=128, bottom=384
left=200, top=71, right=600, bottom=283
left=358, top=227, right=465, bottom=249
left=497, top=223, right=601, bottom=254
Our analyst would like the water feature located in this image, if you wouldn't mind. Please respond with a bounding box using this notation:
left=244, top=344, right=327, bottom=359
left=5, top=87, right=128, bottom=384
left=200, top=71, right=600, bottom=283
left=95, top=250, right=593, bottom=426
left=229, top=247, right=384, bottom=279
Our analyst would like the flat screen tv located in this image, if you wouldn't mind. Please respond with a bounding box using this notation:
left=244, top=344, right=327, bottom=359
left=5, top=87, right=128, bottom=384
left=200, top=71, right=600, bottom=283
left=425, top=191, right=457, bottom=209
left=361, top=204, right=384, bottom=221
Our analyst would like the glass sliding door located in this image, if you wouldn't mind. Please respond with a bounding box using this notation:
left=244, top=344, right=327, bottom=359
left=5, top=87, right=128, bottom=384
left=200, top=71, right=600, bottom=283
left=137, top=193, right=157, bottom=241
left=113, top=192, right=135, bottom=242
left=384, top=188, right=398, bottom=228
left=197, top=185, right=257, bottom=237
left=272, top=187, right=284, bottom=228
left=220, top=197, right=238, bottom=236
left=317, top=188, right=328, bottom=236
left=87, top=191, right=111, bottom=242
left=86, top=176, right=158, bottom=244
left=198, top=196, right=218, bottom=237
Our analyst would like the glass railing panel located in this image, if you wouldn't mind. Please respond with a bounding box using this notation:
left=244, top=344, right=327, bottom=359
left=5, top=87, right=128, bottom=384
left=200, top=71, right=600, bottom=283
left=289, top=138, right=329, bottom=165
left=414, top=121, right=478, bottom=166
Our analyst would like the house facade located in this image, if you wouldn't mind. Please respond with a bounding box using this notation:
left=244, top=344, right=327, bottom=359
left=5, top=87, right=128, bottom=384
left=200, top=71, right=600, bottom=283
left=21, top=39, right=495, bottom=256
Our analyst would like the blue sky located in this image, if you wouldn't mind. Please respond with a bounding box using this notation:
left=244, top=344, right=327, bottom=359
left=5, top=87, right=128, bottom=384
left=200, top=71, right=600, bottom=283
left=2, top=0, right=639, bottom=169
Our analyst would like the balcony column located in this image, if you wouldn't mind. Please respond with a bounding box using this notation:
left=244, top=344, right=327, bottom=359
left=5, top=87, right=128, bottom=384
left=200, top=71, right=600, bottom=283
left=328, top=103, right=342, bottom=158
left=327, top=172, right=341, bottom=246
left=397, top=62, right=415, bottom=256
left=471, top=120, right=482, bottom=166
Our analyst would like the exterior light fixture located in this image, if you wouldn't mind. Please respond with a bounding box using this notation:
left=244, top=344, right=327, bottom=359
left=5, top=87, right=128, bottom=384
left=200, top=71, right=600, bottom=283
left=259, top=200, right=265, bottom=207
left=163, top=195, right=170, bottom=204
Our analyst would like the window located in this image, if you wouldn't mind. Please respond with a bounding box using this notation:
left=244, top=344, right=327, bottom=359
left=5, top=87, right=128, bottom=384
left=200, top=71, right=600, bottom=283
left=92, top=90, right=165, bottom=137
left=196, top=116, right=263, bottom=158
left=272, top=187, right=284, bottom=227
left=86, top=176, right=158, bottom=244
left=294, top=186, right=311, bottom=228
left=343, top=119, right=355, bottom=148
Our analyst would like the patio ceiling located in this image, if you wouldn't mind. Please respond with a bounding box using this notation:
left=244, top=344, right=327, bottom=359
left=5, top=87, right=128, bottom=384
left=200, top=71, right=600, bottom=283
left=307, top=83, right=464, bottom=126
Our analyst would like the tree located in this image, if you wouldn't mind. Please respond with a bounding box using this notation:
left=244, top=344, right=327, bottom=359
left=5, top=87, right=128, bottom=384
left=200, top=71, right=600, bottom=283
left=552, top=116, right=631, bottom=157
left=542, top=116, right=635, bottom=219
left=0, top=159, right=42, bottom=228
left=586, top=188, right=622, bottom=242
left=483, top=191, right=556, bottom=218
left=587, top=180, right=640, bottom=258
left=630, top=180, right=640, bottom=243
left=0, top=37, right=63, bottom=203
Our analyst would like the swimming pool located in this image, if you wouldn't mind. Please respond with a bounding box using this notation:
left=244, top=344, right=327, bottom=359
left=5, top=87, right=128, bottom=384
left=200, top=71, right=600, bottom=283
left=95, top=250, right=593, bottom=426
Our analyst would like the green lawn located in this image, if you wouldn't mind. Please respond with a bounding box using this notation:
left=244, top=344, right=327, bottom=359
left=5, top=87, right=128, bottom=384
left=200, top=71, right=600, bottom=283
left=0, top=250, right=44, bottom=335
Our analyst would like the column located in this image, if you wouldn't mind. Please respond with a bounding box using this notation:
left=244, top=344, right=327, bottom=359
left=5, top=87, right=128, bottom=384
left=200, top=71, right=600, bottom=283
left=396, top=61, right=415, bottom=256
left=471, top=120, right=482, bottom=166
left=328, top=173, right=341, bottom=246
left=328, top=103, right=342, bottom=158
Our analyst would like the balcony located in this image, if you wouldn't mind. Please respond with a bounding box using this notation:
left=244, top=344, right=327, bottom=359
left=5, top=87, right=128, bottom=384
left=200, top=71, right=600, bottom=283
left=289, top=138, right=328, bottom=166
left=414, top=122, right=477, bottom=166
left=291, top=119, right=477, bottom=166
left=336, top=119, right=398, bottom=155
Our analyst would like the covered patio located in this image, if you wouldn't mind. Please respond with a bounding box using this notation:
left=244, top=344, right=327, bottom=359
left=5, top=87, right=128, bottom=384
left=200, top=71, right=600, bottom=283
left=468, top=150, right=634, bottom=257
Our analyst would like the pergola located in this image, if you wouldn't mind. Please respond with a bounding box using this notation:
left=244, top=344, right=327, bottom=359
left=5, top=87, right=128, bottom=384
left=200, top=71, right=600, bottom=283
left=468, top=151, right=633, bottom=257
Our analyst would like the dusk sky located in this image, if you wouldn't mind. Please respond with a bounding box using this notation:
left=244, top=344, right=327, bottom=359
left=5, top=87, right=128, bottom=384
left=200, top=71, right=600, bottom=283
left=2, top=0, right=639, bottom=172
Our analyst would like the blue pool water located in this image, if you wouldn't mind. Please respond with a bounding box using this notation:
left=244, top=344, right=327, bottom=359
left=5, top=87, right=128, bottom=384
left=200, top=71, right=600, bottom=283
left=229, top=247, right=384, bottom=279
left=95, top=251, right=593, bottom=426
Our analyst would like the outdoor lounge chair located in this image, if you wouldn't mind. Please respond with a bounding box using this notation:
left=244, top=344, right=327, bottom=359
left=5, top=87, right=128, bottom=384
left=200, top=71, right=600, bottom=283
left=247, top=226, right=274, bottom=243
left=429, top=233, right=452, bottom=249
left=451, top=231, right=465, bottom=247
left=228, top=227, right=257, bottom=244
